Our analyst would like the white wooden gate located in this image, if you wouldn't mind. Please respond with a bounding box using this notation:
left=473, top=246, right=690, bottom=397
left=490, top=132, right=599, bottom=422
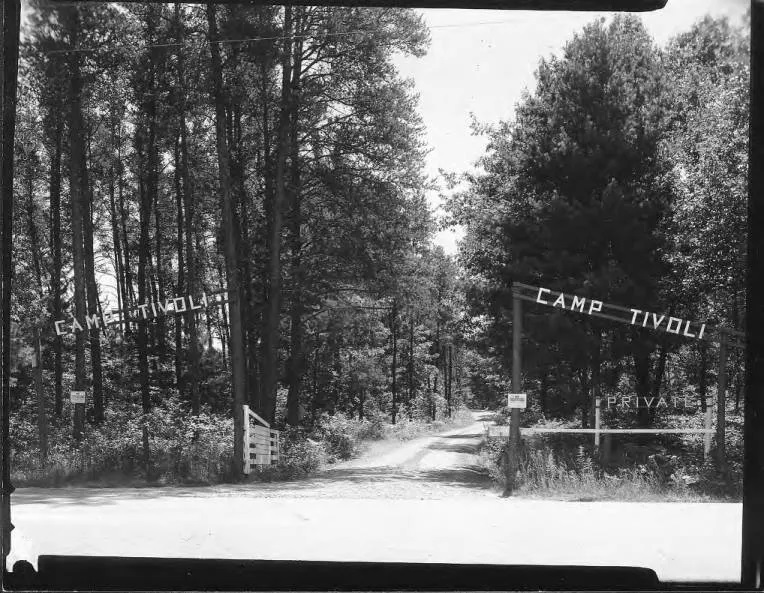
left=243, top=405, right=280, bottom=474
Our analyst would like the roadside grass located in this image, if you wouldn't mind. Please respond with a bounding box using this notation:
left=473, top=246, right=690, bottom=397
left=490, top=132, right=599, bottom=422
left=10, top=401, right=477, bottom=487
left=479, top=402, right=743, bottom=502
left=478, top=437, right=730, bottom=502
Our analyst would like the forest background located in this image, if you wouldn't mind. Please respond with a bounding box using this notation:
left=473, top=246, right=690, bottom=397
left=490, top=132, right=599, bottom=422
left=8, top=1, right=749, bottom=495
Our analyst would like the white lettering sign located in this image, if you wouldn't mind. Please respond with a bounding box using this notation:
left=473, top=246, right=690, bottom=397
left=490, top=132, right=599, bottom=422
left=531, top=286, right=711, bottom=343
left=508, top=393, right=527, bottom=409
left=53, top=288, right=228, bottom=337
left=70, top=390, right=86, bottom=404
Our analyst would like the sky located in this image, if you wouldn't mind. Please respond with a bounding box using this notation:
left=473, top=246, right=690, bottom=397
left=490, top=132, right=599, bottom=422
left=392, top=0, right=749, bottom=255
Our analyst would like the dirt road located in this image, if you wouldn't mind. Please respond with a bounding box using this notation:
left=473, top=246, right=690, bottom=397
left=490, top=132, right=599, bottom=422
left=7, top=411, right=742, bottom=583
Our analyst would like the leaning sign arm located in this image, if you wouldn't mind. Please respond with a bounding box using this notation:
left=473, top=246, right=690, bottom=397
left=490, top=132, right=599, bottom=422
left=514, top=282, right=741, bottom=348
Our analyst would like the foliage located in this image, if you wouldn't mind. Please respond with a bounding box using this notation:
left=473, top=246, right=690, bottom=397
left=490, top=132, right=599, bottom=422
left=11, top=398, right=234, bottom=485
left=479, top=437, right=726, bottom=501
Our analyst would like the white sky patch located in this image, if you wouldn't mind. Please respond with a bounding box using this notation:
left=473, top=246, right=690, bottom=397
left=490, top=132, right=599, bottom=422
left=393, top=1, right=748, bottom=256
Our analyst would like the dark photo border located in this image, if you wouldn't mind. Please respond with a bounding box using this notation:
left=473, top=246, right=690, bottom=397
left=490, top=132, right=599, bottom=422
left=2, top=0, right=763, bottom=589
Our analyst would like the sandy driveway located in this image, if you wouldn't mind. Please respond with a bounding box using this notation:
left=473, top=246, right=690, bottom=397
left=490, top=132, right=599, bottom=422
left=7, top=411, right=742, bottom=583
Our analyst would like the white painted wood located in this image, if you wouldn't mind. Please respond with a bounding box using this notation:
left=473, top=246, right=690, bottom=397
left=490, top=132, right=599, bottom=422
left=488, top=426, right=714, bottom=436
left=242, top=405, right=280, bottom=469
left=242, top=405, right=252, bottom=475
left=247, top=408, right=270, bottom=428
left=594, top=397, right=601, bottom=450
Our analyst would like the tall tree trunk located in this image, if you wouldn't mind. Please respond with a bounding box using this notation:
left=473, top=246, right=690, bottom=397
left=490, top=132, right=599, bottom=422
left=699, top=341, right=708, bottom=413
left=256, top=53, right=273, bottom=416
left=261, top=5, right=293, bottom=424
left=428, top=373, right=436, bottom=420
left=734, top=354, right=742, bottom=413
left=226, top=39, right=254, bottom=405
left=455, top=346, right=463, bottom=405
left=407, top=309, right=414, bottom=419
left=83, top=150, right=104, bottom=424
left=135, top=9, right=159, bottom=478
left=153, top=167, right=166, bottom=353
left=175, top=4, right=201, bottom=414
left=216, top=257, right=230, bottom=370
left=25, top=151, right=48, bottom=460
left=286, top=14, right=304, bottom=427
left=286, top=268, right=305, bottom=426
left=208, top=3, right=248, bottom=475
left=49, top=121, right=63, bottom=417
left=633, top=347, right=652, bottom=428
left=32, top=329, right=48, bottom=460
left=716, top=336, right=728, bottom=471
left=579, top=366, right=590, bottom=429
left=590, top=330, right=602, bottom=428
left=446, top=343, right=454, bottom=418
left=651, top=340, right=668, bottom=414
left=66, top=10, right=88, bottom=441
left=118, top=126, right=135, bottom=314
left=540, top=373, right=548, bottom=414
left=391, top=299, right=398, bottom=424
left=173, top=132, right=185, bottom=389
left=136, top=157, right=152, bottom=467
left=108, top=126, right=125, bottom=336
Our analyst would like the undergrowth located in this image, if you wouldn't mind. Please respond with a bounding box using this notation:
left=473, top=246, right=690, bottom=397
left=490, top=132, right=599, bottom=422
left=478, top=437, right=735, bottom=501
left=11, top=400, right=474, bottom=487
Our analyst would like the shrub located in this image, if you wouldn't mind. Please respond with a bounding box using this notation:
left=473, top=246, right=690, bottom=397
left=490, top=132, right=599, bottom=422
left=11, top=399, right=235, bottom=486
left=478, top=437, right=712, bottom=501
left=275, top=428, right=329, bottom=477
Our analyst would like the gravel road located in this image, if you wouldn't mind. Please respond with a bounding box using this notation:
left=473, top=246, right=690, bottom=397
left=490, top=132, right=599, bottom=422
left=7, top=411, right=742, bottom=583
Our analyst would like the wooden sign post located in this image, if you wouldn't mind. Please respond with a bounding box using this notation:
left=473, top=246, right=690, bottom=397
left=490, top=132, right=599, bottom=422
left=594, top=396, right=601, bottom=451
left=71, top=390, right=86, bottom=441
left=505, top=295, right=523, bottom=495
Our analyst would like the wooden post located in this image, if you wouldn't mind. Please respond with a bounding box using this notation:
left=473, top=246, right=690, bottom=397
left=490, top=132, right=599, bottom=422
left=505, top=295, right=522, bottom=495
left=716, top=331, right=728, bottom=470
left=704, top=384, right=713, bottom=460
left=73, top=403, right=84, bottom=441
left=594, top=396, right=601, bottom=451
left=592, top=329, right=602, bottom=451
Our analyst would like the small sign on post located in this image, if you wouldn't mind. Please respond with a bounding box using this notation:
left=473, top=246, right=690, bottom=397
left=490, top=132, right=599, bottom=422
left=71, top=390, right=86, bottom=441
left=508, top=393, right=527, bottom=409
left=70, top=390, right=86, bottom=404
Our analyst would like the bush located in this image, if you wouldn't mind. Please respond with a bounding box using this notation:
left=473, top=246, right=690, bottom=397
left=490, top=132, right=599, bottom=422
left=311, top=412, right=384, bottom=462
left=478, top=438, right=712, bottom=501
left=266, top=427, right=329, bottom=479
left=11, top=399, right=235, bottom=486
left=315, top=413, right=358, bottom=461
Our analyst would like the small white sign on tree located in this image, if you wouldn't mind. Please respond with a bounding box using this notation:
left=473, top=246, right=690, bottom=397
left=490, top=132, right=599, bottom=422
left=507, top=393, right=527, bottom=409
left=70, top=390, right=86, bottom=404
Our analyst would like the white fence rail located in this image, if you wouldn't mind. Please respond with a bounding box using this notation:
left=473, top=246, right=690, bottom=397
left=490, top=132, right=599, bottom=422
left=485, top=425, right=715, bottom=437
left=243, top=405, right=280, bottom=474
left=484, top=423, right=715, bottom=458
